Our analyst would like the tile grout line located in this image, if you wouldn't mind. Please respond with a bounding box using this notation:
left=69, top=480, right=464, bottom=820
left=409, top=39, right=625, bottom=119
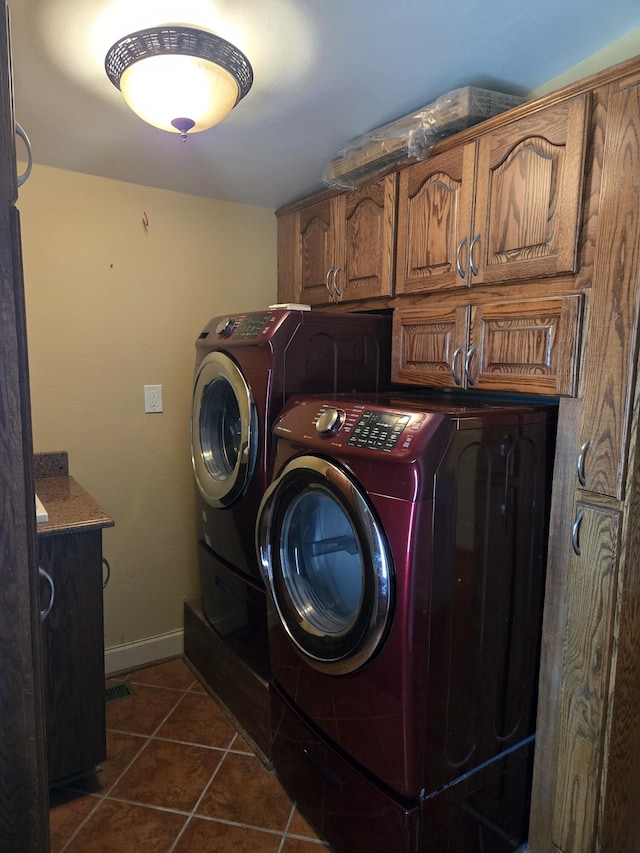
left=57, top=683, right=189, bottom=852
left=167, top=733, right=241, bottom=853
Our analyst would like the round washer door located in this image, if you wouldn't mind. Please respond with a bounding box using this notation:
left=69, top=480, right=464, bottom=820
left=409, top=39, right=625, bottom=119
left=191, top=351, right=258, bottom=508
left=257, top=455, right=394, bottom=675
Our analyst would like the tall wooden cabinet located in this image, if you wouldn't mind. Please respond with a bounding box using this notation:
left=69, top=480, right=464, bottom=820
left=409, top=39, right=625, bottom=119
left=0, top=1, right=50, bottom=849
left=277, top=56, right=640, bottom=852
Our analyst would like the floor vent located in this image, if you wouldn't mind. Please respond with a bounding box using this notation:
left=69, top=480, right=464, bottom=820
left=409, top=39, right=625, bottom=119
left=105, top=681, right=136, bottom=704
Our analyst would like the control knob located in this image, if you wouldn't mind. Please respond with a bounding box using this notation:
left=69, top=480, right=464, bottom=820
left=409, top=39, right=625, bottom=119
left=316, top=408, right=344, bottom=436
left=215, top=317, right=236, bottom=337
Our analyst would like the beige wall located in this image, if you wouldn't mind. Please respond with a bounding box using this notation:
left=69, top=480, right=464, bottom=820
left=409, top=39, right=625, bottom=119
left=17, top=164, right=276, bottom=656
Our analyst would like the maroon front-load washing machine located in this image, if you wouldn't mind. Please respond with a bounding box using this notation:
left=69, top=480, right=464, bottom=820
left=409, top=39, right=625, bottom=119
left=190, top=308, right=390, bottom=675
left=256, top=392, right=556, bottom=852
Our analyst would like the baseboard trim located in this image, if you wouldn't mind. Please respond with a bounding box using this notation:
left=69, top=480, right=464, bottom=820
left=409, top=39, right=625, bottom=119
left=104, top=629, right=184, bottom=676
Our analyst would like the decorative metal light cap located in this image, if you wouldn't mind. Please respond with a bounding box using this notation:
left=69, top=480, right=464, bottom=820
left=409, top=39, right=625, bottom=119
left=105, top=26, right=253, bottom=138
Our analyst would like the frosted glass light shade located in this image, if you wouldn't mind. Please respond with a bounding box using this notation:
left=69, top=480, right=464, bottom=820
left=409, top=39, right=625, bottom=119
left=105, top=26, right=253, bottom=137
left=120, top=55, right=239, bottom=133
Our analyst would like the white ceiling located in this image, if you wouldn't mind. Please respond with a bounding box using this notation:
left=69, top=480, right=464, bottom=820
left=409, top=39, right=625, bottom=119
left=8, top=0, right=640, bottom=210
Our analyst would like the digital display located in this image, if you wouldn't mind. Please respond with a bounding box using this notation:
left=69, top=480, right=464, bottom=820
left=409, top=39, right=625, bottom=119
left=347, top=410, right=410, bottom=451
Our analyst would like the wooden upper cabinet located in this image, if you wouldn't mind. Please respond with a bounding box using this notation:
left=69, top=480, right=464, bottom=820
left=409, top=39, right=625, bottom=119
left=296, top=196, right=337, bottom=305
left=280, top=175, right=397, bottom=307
left=395, top=145, right=475, bottom=294
left=392, top=293, right=583, bottom=395
left=339, top=175, right=396, bottom=302
left=395, top=94, right=589, bottom=296
left=474, top=93, right=590, bottom=285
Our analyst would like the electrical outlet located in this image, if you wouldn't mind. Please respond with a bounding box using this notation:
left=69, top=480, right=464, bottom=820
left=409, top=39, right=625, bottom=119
left=144, top=384, right=163, bottom=413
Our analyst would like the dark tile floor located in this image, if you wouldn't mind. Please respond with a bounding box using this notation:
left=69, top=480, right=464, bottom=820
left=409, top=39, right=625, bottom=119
left=49, top=658, right=329, bottom=852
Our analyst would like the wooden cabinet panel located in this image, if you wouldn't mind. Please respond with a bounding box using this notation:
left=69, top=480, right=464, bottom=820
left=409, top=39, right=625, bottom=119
left=393, top=294, right=582, bottom=395
left=551, top=501, right=619, bottom=853
left=391, top=304, right=469, bottom=388
left=280, top=177, right=397, bottom=306
left=39, top=530, right=106, bottom=782
left=297, top=196, right=337, bottom=305
left=577, top=73, right=640, bottom=500
left=340, top=175, right=396, bottom=301
left=469, top=294, right=582, bottom=396
left=474, top=94, right=589, bottom=285
left=395, top=145, right=475, bottom=294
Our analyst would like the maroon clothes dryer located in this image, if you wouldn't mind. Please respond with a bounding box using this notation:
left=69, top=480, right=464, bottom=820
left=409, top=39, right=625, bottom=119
left=256, top=392, right=556, bottom=851
left=190, top=309, right=390, bottom=675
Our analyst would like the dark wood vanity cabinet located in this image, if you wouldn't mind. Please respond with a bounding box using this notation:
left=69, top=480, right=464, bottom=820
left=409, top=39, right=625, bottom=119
left=35, top=472, right=113, bottom=784
left=38, top=528, right=107, bottom=783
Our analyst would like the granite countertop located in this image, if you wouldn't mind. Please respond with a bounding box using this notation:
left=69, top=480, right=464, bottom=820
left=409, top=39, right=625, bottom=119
left=34, top=452, right=114, bottom=537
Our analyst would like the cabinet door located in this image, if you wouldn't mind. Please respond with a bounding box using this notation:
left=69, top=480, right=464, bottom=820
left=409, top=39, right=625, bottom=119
left=338, top=174, right=396, bottom=301
left=469, top=294, right=583, bottom=395
left=391, top=304, right=469, bottom=388
left=296, top=196, right=338, bottom=305
left=473, top=94, right=589, bottom=286
left=551, top=501, right=619, bottom=853
left=39, top=530, right=106, bottom=782
left=395, top=144, right=475, bottom=295
left=576, top=73, right=640, bottom=500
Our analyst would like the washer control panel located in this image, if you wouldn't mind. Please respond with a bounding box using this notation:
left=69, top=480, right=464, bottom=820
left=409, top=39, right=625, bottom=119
left=347, top=410, right=411, bottom=451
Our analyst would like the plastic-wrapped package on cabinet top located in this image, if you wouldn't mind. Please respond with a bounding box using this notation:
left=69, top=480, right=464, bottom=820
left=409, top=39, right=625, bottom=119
left=322, top=86, right=525, bottom=190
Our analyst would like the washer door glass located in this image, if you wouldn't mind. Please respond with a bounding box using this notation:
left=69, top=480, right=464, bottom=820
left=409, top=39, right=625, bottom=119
left=191, top=352, right=258, bottom=508
left=257, top=455, right=393, bottom=674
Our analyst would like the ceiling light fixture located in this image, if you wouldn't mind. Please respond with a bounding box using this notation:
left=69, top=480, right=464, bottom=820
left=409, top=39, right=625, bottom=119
left=105, top=25, right=253, bottom=139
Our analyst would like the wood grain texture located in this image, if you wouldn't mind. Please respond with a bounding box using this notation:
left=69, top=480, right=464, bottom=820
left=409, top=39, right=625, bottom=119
left=528, top=398, right=582, bottom=853
left=474, top=94, right=589, bottom=285
left=391, top=304, right=469, bottom=388
left=578, top=76, right=640, bottom=500
left=0, top=3, right=50, bottom=849
left=551, top=502, right=620, bottom=852
left=340, top=174, right=396, bottom=301
left=470, top=293, right=582, bottom=395
left=297, top=196, right=335, bottom=305
left=395, top=143, right=475, bottom=294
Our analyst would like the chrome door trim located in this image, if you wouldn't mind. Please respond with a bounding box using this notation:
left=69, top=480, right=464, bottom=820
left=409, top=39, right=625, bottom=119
left=256, top=454, right=393, bottom=675
left=190, top=351, right=258, bottom=508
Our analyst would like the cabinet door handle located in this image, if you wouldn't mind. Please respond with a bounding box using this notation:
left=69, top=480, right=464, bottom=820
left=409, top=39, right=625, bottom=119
left=102, top=557, right=111, bottom=590
left=456, top=237, right=468, bottom=278
left=469, top=233, right=480, bottom=277
left=38, top=566, right=55, bottom=621
left=571, top=509, right=585, bottom=556
left=332, top=265, right=342, bottom=297
left=16, top=123, right=33, bottom=187
left=325, top=267, right=335, bottom=296
left=577, top=439, right=590, bottom=487
left=464, top=344, right=478, bottom=385
left=450, top=345, right=463, bottom=386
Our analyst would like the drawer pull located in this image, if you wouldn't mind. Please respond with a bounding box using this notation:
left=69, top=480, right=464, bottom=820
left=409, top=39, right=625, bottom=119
left=465, top=344, right=478, bottom=385
left=102, top=557, right=111, bottom=590
left=469, top=233, right=480, bottom=277
left=16, top=123, right=33, bottom=187
left=332, top=265, right=342, bottom=297
left=38, top=566, right=55, bottom=621
left=456, top=236, right=467, bottom=278
left=324, top=268, right=334, bottom=296
left=571, top=509, right=585, bottom=556
left=451, top=345, right=463, bottom=386
left=577, top=439, right=590, bottom=487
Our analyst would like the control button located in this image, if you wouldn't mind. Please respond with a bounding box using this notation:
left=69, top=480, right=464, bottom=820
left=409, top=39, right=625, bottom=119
left=215, top=317, right=236, bottom=337
left=316, top=408, right=345, bottom=437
